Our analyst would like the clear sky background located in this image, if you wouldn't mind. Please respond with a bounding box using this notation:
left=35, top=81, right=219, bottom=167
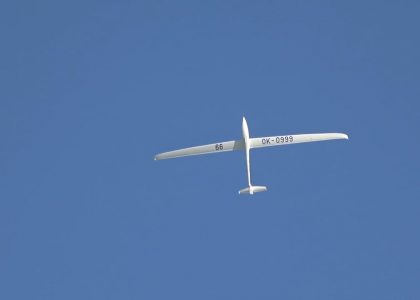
left=1, top=1, right=419, bottom=299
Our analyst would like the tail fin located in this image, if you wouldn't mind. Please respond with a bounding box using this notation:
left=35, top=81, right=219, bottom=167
left=238, top=185, right=267, bottom=195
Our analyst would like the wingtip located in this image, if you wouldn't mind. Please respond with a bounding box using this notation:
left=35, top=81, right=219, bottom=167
left=338, top=133, right=349, bottom=140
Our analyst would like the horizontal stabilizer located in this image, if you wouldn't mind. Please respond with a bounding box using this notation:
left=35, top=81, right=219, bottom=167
left=239, top=185, right=267, bottom=195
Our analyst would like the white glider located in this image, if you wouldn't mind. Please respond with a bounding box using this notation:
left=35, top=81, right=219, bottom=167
left=154, top=117, right=348, bottom=194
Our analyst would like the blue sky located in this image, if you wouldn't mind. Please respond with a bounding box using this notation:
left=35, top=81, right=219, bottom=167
left=1, top=1, right=419, bottom=299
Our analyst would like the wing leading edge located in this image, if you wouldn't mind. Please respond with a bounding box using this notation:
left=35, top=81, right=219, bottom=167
left=154, top=139, right=244, bottom=160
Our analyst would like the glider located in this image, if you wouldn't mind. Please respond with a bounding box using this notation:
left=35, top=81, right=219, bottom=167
left=154, top=117, right=348, bottom=194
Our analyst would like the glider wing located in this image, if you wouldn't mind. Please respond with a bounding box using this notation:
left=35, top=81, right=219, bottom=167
left=250, top=133, right=348, bottom=149
left=154, top=139, right=244, bottom=160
